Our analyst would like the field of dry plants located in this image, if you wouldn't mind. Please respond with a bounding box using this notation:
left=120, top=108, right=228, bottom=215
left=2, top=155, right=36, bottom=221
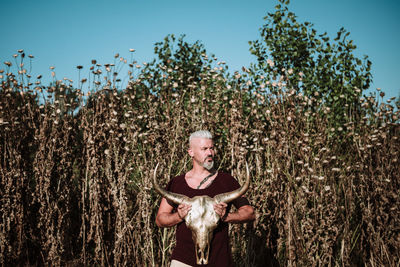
left=1, top=50, right=399, bottom=266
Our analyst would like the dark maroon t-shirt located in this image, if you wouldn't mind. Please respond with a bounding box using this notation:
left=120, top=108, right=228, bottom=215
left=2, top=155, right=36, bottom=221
left=166, top=171, right=250, bottom=267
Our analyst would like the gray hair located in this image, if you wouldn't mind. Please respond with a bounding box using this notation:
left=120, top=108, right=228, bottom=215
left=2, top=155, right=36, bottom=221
left=189, top=130, right=213, bottom=144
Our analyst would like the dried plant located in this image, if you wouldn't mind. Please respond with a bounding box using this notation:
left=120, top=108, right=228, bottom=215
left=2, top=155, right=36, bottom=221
left=0, top=49, right=399, bottom=267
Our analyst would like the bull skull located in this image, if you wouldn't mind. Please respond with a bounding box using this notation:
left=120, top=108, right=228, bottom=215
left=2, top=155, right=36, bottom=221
left=153, top=163, right=250, bottom=265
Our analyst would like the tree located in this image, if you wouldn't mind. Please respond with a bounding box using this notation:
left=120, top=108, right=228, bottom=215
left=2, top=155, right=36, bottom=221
left=249, top=0, right=372, bottom=127
left=138, top=34, right=228, bottom=96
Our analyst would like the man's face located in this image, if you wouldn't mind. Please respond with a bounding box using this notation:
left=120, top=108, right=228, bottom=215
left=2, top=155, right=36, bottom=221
left=189, top=138, right=215, bottom=170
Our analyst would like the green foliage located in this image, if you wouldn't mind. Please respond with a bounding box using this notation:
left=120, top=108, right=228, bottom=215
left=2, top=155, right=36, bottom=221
left=140, top=34, right=228, bottom=95
left=249, top=0, right=372, bottom=128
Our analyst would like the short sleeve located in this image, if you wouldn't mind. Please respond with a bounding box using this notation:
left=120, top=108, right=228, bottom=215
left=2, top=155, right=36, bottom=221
left=224, top=173, right=251, bottom=209
left=164, top=175, right=184, bottom=208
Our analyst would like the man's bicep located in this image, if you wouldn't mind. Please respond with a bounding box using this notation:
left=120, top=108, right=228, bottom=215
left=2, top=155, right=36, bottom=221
left=157, top=197, right=175, bottom=215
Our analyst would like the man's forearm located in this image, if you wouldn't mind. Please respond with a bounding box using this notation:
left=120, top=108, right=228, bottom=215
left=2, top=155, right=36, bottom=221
left=156, top=212, right=184, bottom=227
left=223, top=205, right=255, bottom=223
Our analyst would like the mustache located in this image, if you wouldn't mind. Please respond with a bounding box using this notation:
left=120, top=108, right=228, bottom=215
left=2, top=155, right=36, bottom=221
left=203, top=156, right=214, bottom=163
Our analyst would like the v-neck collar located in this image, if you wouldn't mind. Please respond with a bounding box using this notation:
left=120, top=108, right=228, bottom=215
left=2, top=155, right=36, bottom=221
left=184, top=171, right=219, bottom=190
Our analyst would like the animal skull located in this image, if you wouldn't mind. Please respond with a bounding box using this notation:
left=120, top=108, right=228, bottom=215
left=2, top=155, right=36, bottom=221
left=153, top=163, right=250, bottom=265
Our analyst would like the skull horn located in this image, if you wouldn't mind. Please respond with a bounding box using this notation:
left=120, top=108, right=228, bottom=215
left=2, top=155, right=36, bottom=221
left=214, top=162, right=250, bottom=204
left=153, top=163, right=187, bottom=205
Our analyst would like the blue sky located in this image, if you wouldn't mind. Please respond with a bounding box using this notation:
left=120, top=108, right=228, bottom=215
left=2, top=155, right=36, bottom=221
left=1, top=0, right=399, bottom=101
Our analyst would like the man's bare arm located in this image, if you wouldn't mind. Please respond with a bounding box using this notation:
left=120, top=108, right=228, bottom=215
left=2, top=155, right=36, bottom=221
left=155, top=198, right=191, bottom=227
left=214, top=203, right=255, bottom=224
left=224, top=205, right=255, bottom=223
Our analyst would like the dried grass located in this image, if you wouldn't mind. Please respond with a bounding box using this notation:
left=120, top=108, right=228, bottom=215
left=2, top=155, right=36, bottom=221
left=0, top=52, right=399, bottom=266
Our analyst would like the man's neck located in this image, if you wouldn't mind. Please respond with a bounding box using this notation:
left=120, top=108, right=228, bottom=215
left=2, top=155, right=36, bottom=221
left=187, top=165, right=216, bottom=181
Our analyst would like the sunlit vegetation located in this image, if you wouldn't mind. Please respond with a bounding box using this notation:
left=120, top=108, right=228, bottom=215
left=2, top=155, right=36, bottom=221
left=1, top=1, right=399, bottom=266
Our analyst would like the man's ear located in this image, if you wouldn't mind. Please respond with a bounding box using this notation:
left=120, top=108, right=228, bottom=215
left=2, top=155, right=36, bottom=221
left=188, top=147, right=194, bottom=157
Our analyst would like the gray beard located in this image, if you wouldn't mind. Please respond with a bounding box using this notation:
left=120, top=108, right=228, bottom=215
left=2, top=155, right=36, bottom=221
left=203, top=160, right=214, bottom=170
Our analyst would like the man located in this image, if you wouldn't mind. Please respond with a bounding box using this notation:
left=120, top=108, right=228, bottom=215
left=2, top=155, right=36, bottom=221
left=155, top=130, right=255, bottom=266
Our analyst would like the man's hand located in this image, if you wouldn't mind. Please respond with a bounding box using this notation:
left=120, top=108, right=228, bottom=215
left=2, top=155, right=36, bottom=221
left=177, top=203, right=191, bottom=220
left=213, top=202, right=228, bottom=220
